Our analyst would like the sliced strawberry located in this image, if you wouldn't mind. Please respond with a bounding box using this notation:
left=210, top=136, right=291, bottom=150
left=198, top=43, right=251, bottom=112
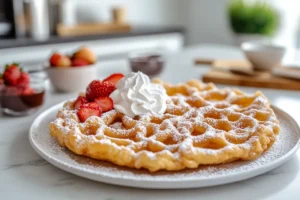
left=49, top=52, right=62, bottom=66
left=77, top=102, right=102, bottom=122
left=94, top=97, right=114, bottom=112
left=103, top=73, right=124, bottom=86
left=86, top=80, right=116, bottom=101
left=73, top=96, right=88, bottom=110
left=3, top=64, right=21, bottom=86
left=71, top=58, right=90, bottom=67
left=17, top=72, right=30, bottom=87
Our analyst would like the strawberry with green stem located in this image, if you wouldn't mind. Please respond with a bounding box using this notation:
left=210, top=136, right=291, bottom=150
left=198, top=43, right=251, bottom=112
left=3, top=63, right=22, bottom=86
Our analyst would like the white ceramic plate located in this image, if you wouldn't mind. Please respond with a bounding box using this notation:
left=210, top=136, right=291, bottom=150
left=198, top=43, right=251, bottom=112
left=29, top=103, right=300, bottom=189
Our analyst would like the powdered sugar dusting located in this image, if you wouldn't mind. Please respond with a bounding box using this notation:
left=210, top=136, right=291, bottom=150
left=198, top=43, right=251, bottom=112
left=47, top=80, right=283, bottom=172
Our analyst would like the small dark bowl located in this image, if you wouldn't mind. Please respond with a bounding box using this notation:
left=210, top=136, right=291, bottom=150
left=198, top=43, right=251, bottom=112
left=129, top=52, right=165, bottom=77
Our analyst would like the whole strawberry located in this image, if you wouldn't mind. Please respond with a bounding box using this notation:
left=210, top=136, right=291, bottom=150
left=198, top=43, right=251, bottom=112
left=49, top=52, right=62, bottom=66
left=23, top=87, right=35, bottom=95
left=86, top=80, right=116, bottom=101
left=3, top=64, right=21, bottom=86
left=17, top=72, right=30, bottom=86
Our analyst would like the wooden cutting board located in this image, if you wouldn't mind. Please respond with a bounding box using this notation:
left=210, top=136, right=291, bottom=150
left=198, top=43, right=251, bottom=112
left=56, top=23, right=132, bottom=37
left=195, top=58, right=300, bottom=90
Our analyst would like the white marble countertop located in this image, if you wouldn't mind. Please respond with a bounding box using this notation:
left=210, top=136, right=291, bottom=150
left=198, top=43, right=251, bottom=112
left=1, top=44, right=300, bottom=200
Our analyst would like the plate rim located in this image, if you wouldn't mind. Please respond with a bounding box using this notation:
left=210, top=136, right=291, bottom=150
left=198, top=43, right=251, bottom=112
left=29, top=102, right=300, bottom=189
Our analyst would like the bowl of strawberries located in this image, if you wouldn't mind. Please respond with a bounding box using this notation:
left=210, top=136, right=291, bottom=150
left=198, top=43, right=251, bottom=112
left=0, top=63, right=45, bottom=116
left=47, top=46, right=98, bottom=92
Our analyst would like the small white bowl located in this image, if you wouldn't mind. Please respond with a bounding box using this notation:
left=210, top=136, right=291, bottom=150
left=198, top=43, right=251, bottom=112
left=241, top=42, right=286, bottom=71
left=46, top=64, right=98, bottom=92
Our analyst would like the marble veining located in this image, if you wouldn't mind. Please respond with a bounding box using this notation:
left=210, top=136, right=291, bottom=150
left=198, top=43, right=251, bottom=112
left=2, top=159, right=49, bottom=171
left=54, top=176, right=76, bottom=187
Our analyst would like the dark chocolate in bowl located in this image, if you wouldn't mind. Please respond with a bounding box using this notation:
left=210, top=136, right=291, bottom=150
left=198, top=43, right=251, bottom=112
left=129, top=55, right=164, bottom=76
left=1, top=91, right=45, bottom=112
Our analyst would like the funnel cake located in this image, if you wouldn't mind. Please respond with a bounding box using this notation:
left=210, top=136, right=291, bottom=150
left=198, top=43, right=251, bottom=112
left=49, top=79, right=280, bottom=172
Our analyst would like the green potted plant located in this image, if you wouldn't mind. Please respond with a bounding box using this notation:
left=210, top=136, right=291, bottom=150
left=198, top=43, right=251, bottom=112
left=228, top=0, right=280, bottom=45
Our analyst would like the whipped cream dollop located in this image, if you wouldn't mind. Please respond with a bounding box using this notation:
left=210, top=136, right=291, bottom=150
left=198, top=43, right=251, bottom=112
left=109, top=72, right=168, bottom=118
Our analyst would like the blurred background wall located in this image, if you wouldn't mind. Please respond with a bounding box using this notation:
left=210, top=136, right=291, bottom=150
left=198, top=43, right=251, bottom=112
left=74, top=0, right=232, bottom=45
left=186, top=0, right=233, bottom=45
left=75, top=0, right=187, bottom=27
left=73, top=0, right=233, bottom=45
left=73, top=0, right=300, bottom=47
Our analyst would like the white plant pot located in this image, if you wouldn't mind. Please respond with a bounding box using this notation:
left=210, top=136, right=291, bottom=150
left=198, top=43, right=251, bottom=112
left=234, top=33, right=270, bottom=46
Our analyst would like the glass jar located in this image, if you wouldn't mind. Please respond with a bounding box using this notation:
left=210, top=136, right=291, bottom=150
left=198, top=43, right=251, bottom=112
left=0, top=72, right=46, bottom=116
